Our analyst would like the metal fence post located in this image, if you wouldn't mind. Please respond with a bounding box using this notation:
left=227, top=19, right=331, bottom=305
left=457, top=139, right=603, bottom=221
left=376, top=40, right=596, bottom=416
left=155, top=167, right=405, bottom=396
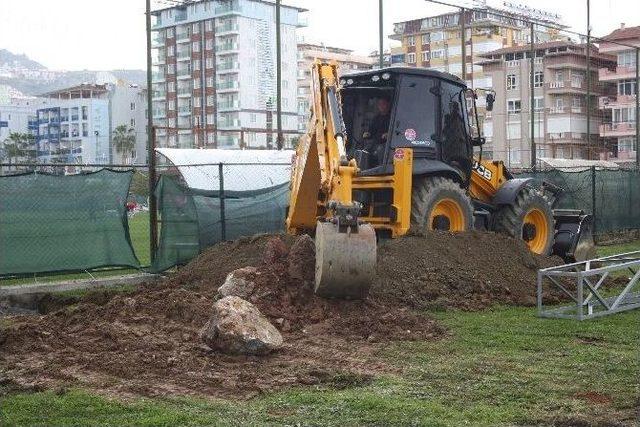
left=591, top=165, right=597, bottom=237
left=635, top=47, right=639, bottom=167
left=530, top=22, right=536, bottom=169
left=149, top=126, right=158, bottom=263
left=218, top=162, right=226, bottom=242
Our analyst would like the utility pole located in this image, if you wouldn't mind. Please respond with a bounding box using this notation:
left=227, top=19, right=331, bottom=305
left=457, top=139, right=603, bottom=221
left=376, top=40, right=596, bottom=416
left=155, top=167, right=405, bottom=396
left=379, top=0, right=384, bottom=68
left=460, top=7, right=466, bottom=82
left=586, top=0, right=591, bottom=151
left=530, top=22, right=536, bottom=169
left=276, top=0, right=283, bottom=150
left=145, top=0, right=158, bottom=263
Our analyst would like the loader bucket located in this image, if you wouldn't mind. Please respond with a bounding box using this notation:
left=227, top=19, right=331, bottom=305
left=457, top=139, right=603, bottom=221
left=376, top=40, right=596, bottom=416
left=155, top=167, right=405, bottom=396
left=314, top=221, right=377, bottom=299
left=552, top=209, right=596, bottom=263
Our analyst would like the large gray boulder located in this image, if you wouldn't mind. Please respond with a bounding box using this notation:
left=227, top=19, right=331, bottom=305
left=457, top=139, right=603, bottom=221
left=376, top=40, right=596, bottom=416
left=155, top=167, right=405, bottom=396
left=217, top=267, right=258, bottom=299
left=200, top=296, right=282, bottom=355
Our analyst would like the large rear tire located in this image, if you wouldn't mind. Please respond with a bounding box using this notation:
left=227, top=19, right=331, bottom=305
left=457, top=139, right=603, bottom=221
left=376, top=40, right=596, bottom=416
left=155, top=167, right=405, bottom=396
left=493, top=186, right=554, bottom=255
left=410, top=176, right=474, bottom=232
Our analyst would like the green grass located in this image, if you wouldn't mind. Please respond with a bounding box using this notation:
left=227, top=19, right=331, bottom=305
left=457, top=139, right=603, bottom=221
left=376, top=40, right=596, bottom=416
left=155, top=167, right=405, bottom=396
left=596, top=239, right=640, bottom=257
left=2, top=306, right=638, bottom=426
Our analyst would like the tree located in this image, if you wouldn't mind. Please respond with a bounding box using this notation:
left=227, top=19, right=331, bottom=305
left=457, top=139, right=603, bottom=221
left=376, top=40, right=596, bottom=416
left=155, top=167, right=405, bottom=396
left=113, top=125, right=136, bottom=164
left=1, top=132, right=36, bottom=168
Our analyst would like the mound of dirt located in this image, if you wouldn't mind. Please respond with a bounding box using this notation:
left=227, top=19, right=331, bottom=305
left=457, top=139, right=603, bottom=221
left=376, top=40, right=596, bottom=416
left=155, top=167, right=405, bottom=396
left=372, top=231, right=563, bottom=310
left=1, top=231, right=561, bottom=399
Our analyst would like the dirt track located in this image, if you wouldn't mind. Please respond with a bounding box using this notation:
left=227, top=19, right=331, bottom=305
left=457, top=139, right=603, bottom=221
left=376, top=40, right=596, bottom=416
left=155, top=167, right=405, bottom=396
left=0, top=231, right=562, bottom=399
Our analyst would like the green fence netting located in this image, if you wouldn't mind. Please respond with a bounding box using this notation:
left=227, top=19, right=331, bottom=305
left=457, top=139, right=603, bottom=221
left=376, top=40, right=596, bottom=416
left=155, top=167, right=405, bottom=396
left=515, top=168, right=640, bottom=234
left=151, top=175, right=289, bottom=272
left=0, top=170, right=140, bottom=276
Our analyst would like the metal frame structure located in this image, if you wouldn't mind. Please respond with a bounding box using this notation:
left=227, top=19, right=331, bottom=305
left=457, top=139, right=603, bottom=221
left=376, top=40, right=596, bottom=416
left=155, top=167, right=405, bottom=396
left=538, top=250, right=640, bottom=320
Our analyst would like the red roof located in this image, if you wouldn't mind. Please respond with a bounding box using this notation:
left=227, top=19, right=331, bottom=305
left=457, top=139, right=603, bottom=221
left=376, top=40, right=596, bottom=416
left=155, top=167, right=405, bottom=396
left=602, top=25, right=640, bottom=41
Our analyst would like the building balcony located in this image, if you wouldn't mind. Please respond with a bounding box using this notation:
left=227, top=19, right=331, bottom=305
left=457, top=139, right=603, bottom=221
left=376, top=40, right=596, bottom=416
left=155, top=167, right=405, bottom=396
left=177, top=71, right=192, bottom=80
left=216, top=80, right=239, bottom=92
left=217, top=62, right=240, bottom=73
left=176, top=51, right=191, bottom=61
left=152, top=72, right=166, bottom=82
left=547, top=79, right=602, bottom=95
left=215, top=3, right=242, bottom=16
left=152, top=91, right=166, bottom=100
left=599, top=121, right=637, bottom=137
left=218, top=119, right=241, bottom=129
left=216, top=42, right=239, bottom=54
left=152, top=109, right=167, bottom=119
left=176, top=31, right=190, bottom=42
left=599, top=94, right=637, bottom=109
left=599, top=66, right=637, bottom=82
left=177, top=88, right=192, bottom=97
left=548, top=106, right=587, bottom=114
left=215, top=23, right=239, bottom=35
left=217, top=101, right=240, bottom=111
left=178, top=106, right=191, bottom=116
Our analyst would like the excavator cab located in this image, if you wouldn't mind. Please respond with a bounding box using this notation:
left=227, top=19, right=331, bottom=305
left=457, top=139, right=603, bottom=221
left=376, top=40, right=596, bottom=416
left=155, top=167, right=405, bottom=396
left=341, top=68, right=476, bottom=183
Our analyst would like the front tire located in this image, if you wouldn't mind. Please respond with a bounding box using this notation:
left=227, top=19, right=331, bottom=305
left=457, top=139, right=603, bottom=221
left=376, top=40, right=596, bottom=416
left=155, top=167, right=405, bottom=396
left=410, top=176, right=474, bottom=232
left=493, top=186, right=554, bottom=255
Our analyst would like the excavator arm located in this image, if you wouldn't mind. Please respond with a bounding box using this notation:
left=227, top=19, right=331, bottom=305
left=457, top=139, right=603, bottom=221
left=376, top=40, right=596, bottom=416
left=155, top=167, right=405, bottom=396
left=286, top=61, right=376, bottom=299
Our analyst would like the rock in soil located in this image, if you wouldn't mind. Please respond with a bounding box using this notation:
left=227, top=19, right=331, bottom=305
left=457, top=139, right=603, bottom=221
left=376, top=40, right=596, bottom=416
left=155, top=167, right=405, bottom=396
left=287, top=234, right=315, bottom=283
left=200, top=296, right=283, bottom=355
left=217, top=267, right=258, bottom=299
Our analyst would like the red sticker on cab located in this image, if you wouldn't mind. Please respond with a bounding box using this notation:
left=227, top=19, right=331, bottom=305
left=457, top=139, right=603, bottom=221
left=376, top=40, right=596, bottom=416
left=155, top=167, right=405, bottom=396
left=394, top=149, right=405, bottom=160
left=404, top=128, right=417, bottom=141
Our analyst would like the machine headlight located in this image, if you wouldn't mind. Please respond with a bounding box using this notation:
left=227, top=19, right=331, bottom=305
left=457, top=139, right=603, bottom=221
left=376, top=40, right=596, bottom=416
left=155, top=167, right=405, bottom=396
left=339, top=79, right=347, bottom=86
left=371, top=75, right=380, bottom=82
left=346, top=79, right=354, bottom=85
left=381, top=72, right=391, bottom=80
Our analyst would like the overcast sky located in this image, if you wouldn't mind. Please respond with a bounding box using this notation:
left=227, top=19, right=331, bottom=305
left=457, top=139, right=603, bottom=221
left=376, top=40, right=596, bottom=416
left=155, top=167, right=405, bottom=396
left=0, top=0, right=637, bottom=71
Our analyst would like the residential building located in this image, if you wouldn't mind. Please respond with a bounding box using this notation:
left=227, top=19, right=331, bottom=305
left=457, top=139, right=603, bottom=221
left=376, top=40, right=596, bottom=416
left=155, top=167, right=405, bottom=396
left=36, top=82, right=148, bottom=164
left=297, top=42, right=375, bottom=131
left=389, top=4, right=564, bottom=89
left=0, top=96, right=45, bottom=163
left=151, top=0, right=306, bottom=149
left=479, top=41, right=615, bottom=166
left=598, top=24, right=640, bottom=165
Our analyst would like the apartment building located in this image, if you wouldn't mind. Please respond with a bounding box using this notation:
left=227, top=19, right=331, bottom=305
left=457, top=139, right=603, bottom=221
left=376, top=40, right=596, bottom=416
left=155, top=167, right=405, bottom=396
left=36, top=82, right=147, bottom=164
left=479, top=41, right=615, bottom=166
left=151, top=0, right=306, bottom=149
left=0, top=96, right=45, bottom=163
left=390, top=4, right=563, bottom=89
left=598, top=24, right=640, bottom=165
left=297, top=43, right=374, bottom=131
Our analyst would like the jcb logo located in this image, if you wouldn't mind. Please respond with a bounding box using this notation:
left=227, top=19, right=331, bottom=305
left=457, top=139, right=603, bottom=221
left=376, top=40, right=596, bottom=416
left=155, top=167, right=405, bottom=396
left=472, top=161, right=492, bottom=181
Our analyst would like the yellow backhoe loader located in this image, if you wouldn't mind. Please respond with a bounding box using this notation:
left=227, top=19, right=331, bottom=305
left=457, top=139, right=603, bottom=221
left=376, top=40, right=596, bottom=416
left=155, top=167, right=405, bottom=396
left=286, top=62, right=594, bottom=299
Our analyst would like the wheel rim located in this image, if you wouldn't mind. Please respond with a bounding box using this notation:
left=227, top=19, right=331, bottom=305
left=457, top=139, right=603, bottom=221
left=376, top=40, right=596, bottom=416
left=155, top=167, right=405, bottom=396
left=522, top=208, right=549, bottom=254
left=428, top=198, right=466, bottom=231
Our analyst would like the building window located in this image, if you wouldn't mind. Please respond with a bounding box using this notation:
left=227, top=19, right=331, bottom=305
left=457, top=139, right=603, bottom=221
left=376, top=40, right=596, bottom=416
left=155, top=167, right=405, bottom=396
left=193, top=59, right=201, bottom=70
left=407, top=53, right=416, bottom=64
left=167, top=64, right=175, bottom=74
left=533, top=71, right=543, bottom=88
left=421, top=51, right=430, bottom=62
left=205, top=20, right=213, bottom=32
left=130, top=118, right=136, bottom=127
left=507, top=99, right=521, bottom=114
left=431, top=50, right=443, bottom=59
left=619, top=137, right=636, bottom=152
left=130, top=102, right=136, bottom=111
left=555, top=98, right=564, bottom=109
left=206, top=58, right=214, bottom=68
left=194, top=79, right=201, bottom=89
left=193, top=97, right=201, bottom=108
left=168, top=82, right=175, bottom=92
left=421, top=33, right=430, bottom=45
left=618, top=79, right=637, bottom=96
left=167, top=28, right=174, bottom=38
left=206, top=77, right=214, bottom=87
left=193, top=41, right=200, bottom=52
left=250, top=113, right=256, bottom=123
left=167, top=45, right=175, bottom=57
left=206, top=96, right=214, bottom=106
left=206, top=39, right=213, bottom=50
left=555, top=70, right=564, bottom=82
left=283, top=80, right=289, bottom=89
left=407, top=36, right=415, bottom=47
left=533, top=97, right=544, bottom=111
left=430, top=31, right=444, bottom=42
left=192, top=23, right=200, bottom=34
left=618, top=50, right=637, bottom=68
left=572, top=96, right=582, bottom=108
left=506, top=74, right=518, bottom=90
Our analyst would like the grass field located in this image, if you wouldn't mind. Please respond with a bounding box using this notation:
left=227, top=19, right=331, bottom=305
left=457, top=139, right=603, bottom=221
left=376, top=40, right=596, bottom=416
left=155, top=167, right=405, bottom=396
left=1, top=241, right=638, bottom=426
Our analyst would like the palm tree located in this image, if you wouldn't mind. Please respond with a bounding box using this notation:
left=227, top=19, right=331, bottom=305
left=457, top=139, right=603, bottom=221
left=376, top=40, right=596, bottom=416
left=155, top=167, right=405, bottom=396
left=113, top=125, right=136, bottom=164
left=2, top=132, right=35, bottom=170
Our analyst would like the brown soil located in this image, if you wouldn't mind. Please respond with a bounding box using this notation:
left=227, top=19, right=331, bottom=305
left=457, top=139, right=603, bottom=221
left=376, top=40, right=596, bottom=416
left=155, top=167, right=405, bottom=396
left=1, top=231, right=562, bottom=400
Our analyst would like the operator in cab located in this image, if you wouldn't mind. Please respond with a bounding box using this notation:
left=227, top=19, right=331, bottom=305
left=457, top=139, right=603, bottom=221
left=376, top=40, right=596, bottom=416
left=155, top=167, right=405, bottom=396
left=362, top=96, right=391, bottom=166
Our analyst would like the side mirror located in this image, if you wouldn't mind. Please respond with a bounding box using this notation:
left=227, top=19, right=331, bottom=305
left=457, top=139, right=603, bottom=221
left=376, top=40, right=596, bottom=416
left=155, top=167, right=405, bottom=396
left=486, top=93, right=495, bottom=112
